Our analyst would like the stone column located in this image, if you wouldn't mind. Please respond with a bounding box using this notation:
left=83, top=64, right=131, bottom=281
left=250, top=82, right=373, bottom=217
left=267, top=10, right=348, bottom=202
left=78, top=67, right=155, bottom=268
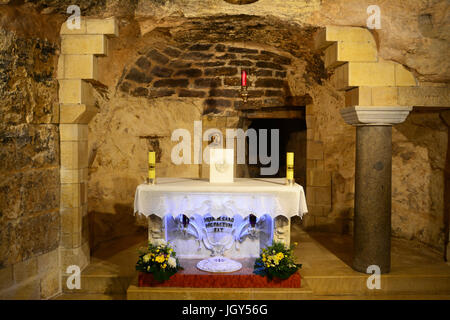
left=340, top=106, right=412, bottom=274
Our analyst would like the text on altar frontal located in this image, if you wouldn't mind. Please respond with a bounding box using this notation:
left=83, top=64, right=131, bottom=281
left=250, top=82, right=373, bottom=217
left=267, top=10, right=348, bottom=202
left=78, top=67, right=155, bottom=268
left=204, top=216, right=234, bottom=232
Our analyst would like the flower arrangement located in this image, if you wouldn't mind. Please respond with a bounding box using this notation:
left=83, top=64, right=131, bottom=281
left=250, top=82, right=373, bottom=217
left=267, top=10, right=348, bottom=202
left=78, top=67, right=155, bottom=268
left=253, top=241, right=302, bottom=280
left=135, top=239, right=182, bottom=282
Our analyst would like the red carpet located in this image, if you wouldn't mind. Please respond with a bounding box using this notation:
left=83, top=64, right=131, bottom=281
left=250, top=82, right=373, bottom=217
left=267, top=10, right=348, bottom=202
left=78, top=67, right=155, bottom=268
left=138, top=258, right=301, bottom=288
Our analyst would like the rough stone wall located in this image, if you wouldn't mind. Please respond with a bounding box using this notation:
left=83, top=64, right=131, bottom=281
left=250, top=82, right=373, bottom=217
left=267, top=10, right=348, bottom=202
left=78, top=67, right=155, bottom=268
left=392, top=112, right=448, bottom=250
left=0, top=6, right=62, bottom=299
left=88, top=16, right=319, bottom=248
left=22, top=0, right=446, bottom=83
left=84, top=2, right=449, bottom=252
left=117, top=42, right=294, bottom=114
left=0, top=2, right=447, bottom=299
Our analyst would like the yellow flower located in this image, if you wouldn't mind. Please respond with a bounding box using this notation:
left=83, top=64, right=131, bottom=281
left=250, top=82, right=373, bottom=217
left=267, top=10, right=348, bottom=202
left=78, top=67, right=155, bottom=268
left=155, top=255, right=165, bottom=263
left=143, top=254, right=151, bottom=262
left=162, top=264, right=167, bottom=269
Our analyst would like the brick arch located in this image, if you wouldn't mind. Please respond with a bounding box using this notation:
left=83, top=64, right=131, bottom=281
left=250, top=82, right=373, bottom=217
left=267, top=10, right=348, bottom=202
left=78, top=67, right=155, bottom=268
left=116, top=42, right=309, bottom=114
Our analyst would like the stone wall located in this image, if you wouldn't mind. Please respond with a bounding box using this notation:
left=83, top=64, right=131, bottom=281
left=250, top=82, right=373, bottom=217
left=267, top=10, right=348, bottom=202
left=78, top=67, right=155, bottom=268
left=0, top=1, right=448, bottom=300
left=85, top=7, right=449, bottom=253
left=117, top=42, right=294, bottom=114
left=392, top=112, right=448, bottom=250
left=88, top=16, right=319, bottom=248
left=0, top=6, right=62, bottom=299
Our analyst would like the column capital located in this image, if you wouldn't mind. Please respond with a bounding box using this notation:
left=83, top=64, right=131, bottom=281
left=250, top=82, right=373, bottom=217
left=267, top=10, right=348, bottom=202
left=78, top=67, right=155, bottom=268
left=340, top=106, right=413, bottom=126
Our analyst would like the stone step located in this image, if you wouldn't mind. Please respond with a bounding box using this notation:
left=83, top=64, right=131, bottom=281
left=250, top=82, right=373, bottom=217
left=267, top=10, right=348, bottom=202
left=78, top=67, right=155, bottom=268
left=62, top=273, right=133, bottom=294
left=55, top=293, right=126, bottom=300
left=127, top=276, right=314, bottom=300
left=303, top=273, right=450, bottom=296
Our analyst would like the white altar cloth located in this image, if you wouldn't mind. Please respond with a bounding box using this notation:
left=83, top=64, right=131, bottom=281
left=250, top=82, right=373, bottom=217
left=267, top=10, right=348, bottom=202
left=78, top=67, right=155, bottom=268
left=134, top=178, right=308, bottom=219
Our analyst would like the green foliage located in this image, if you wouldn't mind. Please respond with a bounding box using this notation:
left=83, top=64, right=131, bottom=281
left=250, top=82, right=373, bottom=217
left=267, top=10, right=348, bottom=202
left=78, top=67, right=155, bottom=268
left=135, top=241, right=182, bottom=282
left=253, top=241, right=302, bottom=280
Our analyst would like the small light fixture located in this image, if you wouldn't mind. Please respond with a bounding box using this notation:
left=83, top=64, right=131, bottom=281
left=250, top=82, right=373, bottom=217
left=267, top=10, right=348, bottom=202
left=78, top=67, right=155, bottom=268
left=240, top=69, right=248, bottom=103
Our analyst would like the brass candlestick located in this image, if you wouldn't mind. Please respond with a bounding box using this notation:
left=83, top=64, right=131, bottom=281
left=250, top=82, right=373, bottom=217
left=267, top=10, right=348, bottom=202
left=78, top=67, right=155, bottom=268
left=240, top=85, right=249, bottom=103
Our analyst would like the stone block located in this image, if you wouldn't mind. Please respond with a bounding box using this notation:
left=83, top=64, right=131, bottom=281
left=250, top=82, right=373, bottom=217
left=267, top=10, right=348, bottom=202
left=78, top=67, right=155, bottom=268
left=60, top=104, right=98, bottom=124
left=61, top=55, right=98, bottom=80
left=86, top=17, right=119, bottom=37
left=345, top=86, right=371, bottom=107
left=333, top=62, right=396, bottom=90
left=60, top=19, right=88, bottom=35
left=61, top=35, right=108, bottom=55
left=37, top=249, right=59, bottom=275
left=397, top=86, right=450, bottom=107
left=307, top=169, right=331, bottom=187
left=308, top=186, right=332, bottom=206
left=57, top=54, right=65, bottom=79
left=60, top=206, right=84, bottom=234
left=60, top=140, right=88, bottom=169
left=395, top=64, right=416, bottom=86
left=324, top=41, right=377, bottom=68
left=61, top=17, right=118, bottom=37
left=13, top=257, right=38, bottom=283
left=307, top=141, right=324, bottom=160
left=60, top=124, right=88, bottom=141
left=0, top=278, right=40, bottom=300
left=58, top=80, right=95, bottom=106
left=330, top=62, right=347, bottom=90
left=60, top=241, right=90, bottom=272
left=315, top=26, right=375, bottom=50
left=345, top=87, right=399, bottom=107
left=307, top=205, right=331, bottom=217
left=371, top=87, right=399, bottom=106
left=61, top=232, right=82, bottom=249
left=40, top=270, right=61, bottom=299
left=60, top=182, right=87, bottom=209
left=60, top=168, right=88, bottom=184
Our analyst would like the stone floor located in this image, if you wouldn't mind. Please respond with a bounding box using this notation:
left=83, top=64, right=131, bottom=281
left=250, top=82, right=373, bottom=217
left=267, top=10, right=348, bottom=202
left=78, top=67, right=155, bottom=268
left=55, top=224, right=450, bottom=300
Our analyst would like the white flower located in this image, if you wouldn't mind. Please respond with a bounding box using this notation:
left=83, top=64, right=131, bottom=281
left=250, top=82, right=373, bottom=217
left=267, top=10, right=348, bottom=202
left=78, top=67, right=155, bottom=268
left=153, top=239, right=166, bottom=246
left=168, top=257, right=177, bottom=268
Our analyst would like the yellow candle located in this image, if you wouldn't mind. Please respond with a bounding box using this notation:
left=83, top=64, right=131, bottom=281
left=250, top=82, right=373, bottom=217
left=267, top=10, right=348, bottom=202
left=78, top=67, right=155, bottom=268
left=148, top=151, right=155, bottom=179
left=286, top=152, right=294, bottom=180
